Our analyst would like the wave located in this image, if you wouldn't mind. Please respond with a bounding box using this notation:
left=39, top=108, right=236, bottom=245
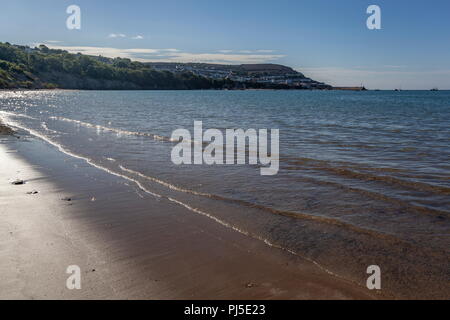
left=49, top=116, right=179, bottom=143
left=4, top=111, right=447, bottom=219
left=0, top=113, right=347, bottom=282
left=285, top=173, right=449, bottom=217
left=41, top=122, right=64, bottom=135
left=0, top=110, right=38, bottom=120
left=284, top=157, right=450, bottom=196
left=118, top=164, right=420, bottom=242
left=314, top=166, right=450, bottom=196
left=283, top=156, right=404, bottom=173
left=48, top=116, right=271, bottom=148
left=4, top=110, right=444, bottom=244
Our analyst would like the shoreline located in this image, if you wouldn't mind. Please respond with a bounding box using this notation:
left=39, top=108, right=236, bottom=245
left=2, top=88, right=449, bottom=92
left=0, top=129, right=379, bottom=299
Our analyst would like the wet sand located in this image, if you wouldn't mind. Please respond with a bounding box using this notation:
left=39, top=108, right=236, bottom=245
left=0, top=135, right=380, bottom=300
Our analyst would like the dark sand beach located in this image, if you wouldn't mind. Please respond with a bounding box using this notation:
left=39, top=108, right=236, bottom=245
left=0, top=130, right=379, bottom=300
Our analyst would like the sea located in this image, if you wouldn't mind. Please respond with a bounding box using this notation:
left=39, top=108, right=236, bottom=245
left=1, top=89, right=449, bottom=297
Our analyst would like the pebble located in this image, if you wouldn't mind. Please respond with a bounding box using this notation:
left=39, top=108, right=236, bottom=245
left=11, top=179, right=24, bottom=185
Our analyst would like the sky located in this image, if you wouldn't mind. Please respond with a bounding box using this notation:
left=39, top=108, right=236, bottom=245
left=1, top=0, right=449, bottom=89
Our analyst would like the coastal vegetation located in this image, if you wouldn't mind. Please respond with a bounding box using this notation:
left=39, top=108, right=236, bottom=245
left=0, top=42, right=320, bottom=90
left=0, top=42, right=236, bottom=90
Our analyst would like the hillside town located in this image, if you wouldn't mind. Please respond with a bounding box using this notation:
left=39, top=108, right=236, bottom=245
left=145, top=62, right=332, bottom=89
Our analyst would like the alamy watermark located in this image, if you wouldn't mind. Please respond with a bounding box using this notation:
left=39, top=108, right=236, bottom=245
left=66, top=5, right=81, bottom=30
left=171, top=121, right=279, bottom=176
left=366, top=265, right=381, bottom=290
left=66, top=265, right=81, bottom=290
left=367, top=5, right=381, bottom=30
left=64, top=5, right=379, bottom=31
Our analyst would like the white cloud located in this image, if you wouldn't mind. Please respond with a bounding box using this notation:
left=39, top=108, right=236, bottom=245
left=41, top=44, right=284, bottom=64
left=256, top=49, right=275, bottom=53
left=218, top=49, right=276, bottom=54
left=382, top=65, right=406, bottom=69
left=108, top=33, right=126, bottom=38
left=237, top=50, right=276, bottom=54
left=109, top=34, right=144, bottom=40
left=123, top=48, right=161, bottom=54
left=161, top=52, right=284, bottom=64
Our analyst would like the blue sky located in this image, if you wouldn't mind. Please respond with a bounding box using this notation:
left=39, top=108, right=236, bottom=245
left=1, top=0, right=449, bottom=89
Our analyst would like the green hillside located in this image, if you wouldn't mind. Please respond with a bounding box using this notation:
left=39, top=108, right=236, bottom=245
left=0, top=42, right=328, bottom=90
left=0, top=42, right=234, bottom=90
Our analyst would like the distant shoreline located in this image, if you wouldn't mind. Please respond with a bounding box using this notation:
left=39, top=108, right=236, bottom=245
left=1, top=88, right=449, bottom=92
left=1, top=42, right=331, bottom=90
